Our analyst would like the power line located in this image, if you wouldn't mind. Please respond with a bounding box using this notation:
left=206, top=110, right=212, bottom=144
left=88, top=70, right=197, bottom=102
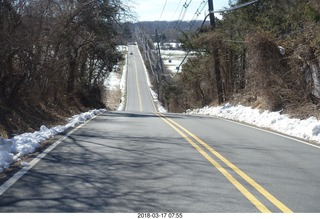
left=212, top=0, right=259, bottom=13
left=156, top=0, right=194, bottom=85
left=158, top=0, right=168, bottom=21
left=200, top=0, right=260, bottom=29
left=176, top=0, right=260, bottom=74
left=161, top=0, right=183, bottom=36
left=189, top=0, right=207, bottom=30
left=135, top=26, right=159, bottom=83
left=175, top=0, right=193, bottom=30
left=154, top=0, right=258, bottom=84
left=190, top=0, right=207, bottom=21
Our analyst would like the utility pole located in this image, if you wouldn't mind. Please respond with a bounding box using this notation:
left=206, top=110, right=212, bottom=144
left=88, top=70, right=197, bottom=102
left=208, top=0, right=224, bottom=104
left=208, top=0, right=216, bottom=29
left=155, top=28, right=163, bottom=97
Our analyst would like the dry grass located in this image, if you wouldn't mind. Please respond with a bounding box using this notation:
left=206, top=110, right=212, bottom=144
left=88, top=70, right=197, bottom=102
left=0, top=98, right=88, bottom=138
left=103, top=89, right=121, bottom=110
left=102, top=58, right=125, bottom=111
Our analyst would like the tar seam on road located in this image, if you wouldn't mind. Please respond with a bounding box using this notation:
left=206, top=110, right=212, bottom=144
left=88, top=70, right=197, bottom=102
left=0, top=114, right=100, bottom=197
left=156, top=112, right=293, bottom=213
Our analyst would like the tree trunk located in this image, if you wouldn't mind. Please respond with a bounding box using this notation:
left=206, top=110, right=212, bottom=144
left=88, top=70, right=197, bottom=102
left=213, top=47, right=224, bottom=104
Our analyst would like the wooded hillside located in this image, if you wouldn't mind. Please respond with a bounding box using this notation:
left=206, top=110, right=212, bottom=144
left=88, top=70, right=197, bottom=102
left=156, top=0, right=320, bottom=119
left=0, top=0, right=127, bottom=137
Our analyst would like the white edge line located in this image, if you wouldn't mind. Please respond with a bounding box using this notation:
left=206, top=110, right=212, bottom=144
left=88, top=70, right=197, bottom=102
left=135, top=44, right=160, bottom=113
left=213, top=115, right=320, bottom=150
left=0, top=114, right=100, bottom=196
left=184, top=112, right=320, bottom=150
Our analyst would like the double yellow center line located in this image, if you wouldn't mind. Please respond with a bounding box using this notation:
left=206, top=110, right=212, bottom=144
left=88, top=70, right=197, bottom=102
left=155, top=112, right=293, bottom=213
left=133, top=55, right=143, bottom=112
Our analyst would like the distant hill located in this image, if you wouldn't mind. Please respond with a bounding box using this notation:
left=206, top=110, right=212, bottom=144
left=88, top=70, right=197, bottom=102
left=119, top=20, right=210, bottom=44
left=136, top=20, right=207, bottom=41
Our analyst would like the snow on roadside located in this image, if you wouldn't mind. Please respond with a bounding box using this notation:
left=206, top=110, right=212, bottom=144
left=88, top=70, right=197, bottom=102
left=0, top=44, right=168, bottom=173
left=118, top=53, right=128, bottom=111
left=149, top=89, right=167, bottom=113
left=186, top=103, right=320, bottom=144
left=104, top=69, right=121, bottom=91
left=0, top=109, right=106, bottom=173
left=107, top=44, right=167, bottom=113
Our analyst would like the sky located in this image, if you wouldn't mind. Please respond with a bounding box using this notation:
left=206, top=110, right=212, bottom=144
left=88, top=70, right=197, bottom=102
left=130, top=0, right=231, bottom=22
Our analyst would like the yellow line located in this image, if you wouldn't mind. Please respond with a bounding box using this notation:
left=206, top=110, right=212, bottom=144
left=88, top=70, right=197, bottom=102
left=159, top=113, right=293, bottom=213
left=134, top=44, right=157, bottom=112
left=133, top=55, right=143, bottom=112
left=157, top=113, right=271, bottom=213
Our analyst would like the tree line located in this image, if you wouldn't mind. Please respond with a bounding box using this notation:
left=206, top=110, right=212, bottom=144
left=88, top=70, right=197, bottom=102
left=0, top=0, right=128, bottom=136
left=157, top=0, right=320, bottom=118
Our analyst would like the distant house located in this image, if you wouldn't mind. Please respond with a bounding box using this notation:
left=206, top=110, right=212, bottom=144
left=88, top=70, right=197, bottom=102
left=161, top=42, right=181, bottom=50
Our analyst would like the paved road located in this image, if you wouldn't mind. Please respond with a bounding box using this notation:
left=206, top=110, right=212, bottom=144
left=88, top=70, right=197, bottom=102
left=0, top=45, right=320, bottom=212
left=126, top=45, right=156, bottom=112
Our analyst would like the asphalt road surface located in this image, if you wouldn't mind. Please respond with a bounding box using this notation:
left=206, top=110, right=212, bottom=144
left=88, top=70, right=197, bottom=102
left=0, top=45, right=320, bottom=213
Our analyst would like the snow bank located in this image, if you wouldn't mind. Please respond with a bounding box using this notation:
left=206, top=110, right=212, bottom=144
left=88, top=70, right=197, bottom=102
left=186, top=103, right=320, bottom=144
left=0, top=109, right=106, bottom=173
left=105, top=44, right=166, bottom=113
left=104, top=70, right=121, bottom=91
left=150, top=89, right=167, bottom=113
left=118, top=53, right=128, bottom=111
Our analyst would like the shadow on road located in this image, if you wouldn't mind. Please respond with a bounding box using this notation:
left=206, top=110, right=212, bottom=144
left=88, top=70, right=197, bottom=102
left=0, top=110, right=222, bottom=212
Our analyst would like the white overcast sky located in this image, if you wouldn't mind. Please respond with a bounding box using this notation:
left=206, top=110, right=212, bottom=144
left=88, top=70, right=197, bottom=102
left=129, top=0, right=231, bottom=21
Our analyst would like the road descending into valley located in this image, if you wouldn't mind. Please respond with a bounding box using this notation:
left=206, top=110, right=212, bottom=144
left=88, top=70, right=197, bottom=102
left=0, top=45, right=320, bottom=213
